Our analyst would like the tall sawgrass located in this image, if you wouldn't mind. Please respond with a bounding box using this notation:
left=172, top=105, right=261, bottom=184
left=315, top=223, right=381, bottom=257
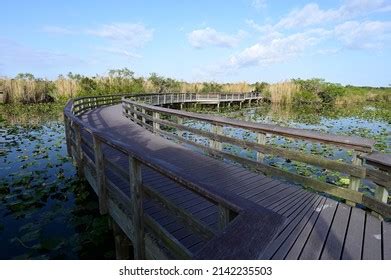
left=1, top=71, right=390, bottom=105
left=266, top=81, right=299, bottom=104
left=0, top=78, right=54, bottom=104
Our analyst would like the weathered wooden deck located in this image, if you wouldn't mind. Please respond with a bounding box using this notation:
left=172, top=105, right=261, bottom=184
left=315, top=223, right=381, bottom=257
left=73, top=103, right=390, bottom=260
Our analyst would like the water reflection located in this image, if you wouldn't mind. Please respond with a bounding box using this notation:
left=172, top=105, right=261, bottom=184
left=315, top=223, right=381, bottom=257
left=0, top=103, right=115, bottom=259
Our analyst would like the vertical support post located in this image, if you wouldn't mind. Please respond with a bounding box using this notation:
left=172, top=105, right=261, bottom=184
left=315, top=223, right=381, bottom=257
left=374, top=185, right=389, bottom=219
left=129, top=156, right=145, bottom=259
left=93, top=135, right=108, bottom=215
left=218, top=204, right=230, bottom=231
left=210, top=124, right=223, bottom=150
left=133, top=105, right=138, bottom=121
left=112, top=219, right=132, bottom=260
left=177, top=117, right=184, bottom=138
left=375, top=186, right=389, bottom=204
left=153, top=112, right=160, bottom=132
left=347, top=151, right=363, bottom=206
left=74, top=125, right=84, bottom=177
left=256, top=132, right=267, bottom=162
left=141, top=108, right=146, bottom=124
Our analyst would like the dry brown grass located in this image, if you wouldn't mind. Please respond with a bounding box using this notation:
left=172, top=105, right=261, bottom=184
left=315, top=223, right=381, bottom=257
left=0, top=78, right=54, bottom=103
left=222, top=82, right=254, bottom=93
left=55, top=78, right=79, bottom=98
left=267, top=80, right=299, bottom=104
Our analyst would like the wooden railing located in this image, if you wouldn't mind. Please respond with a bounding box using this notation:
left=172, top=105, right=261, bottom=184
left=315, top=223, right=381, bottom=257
left=71, top=94, right=125, bottom=116
left=132, top=92, right=261, bottom=105
left=122, top=94, right=391, bottom=219
left=64, top=93, right=285, bottom=259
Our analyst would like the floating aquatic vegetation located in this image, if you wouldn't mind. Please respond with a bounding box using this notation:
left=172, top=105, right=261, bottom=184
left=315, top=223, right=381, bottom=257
left=0, top=103, right=114, bottom=259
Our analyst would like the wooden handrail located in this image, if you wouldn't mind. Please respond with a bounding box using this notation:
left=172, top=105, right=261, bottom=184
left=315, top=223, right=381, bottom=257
left=124, top=97, right=375, bottom=152
left=64, top=95, right=286, bottom=259
left=121, top=94, right=390, bottom=219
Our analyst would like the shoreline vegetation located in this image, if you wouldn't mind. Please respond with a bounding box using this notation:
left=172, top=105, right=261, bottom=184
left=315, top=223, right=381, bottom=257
left=0, top=68, right=390, bottom=106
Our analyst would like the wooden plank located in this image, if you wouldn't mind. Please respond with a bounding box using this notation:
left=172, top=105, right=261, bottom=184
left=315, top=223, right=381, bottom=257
left=195, top=206, right=285, bottom=259
left=143, top=183, right=216, bottom=239
left=218, top=204, right=231, bottom=231
left=281, top=198, right=326, bottom=260
left=362, top=213, right=382, bottom=260
left=248, top=182, right=290, bottom=202
left=298, top=199, right=338, bottom=259
left=320, top=203, right=351, bottom=259
left=269, top=187, right=307, bottom=211
left=254, top=184, right=301, bottom=209
left=383, top=221, right=391, bottom=260
left=260, top=195, right=322, bottom=259
left=145, top=214, right=193, bottom=259
left=341, top=207, right=365, bottom=260
left=364, top=151, right=391, bottom=172
left=275, top=191, right=315, bottom=217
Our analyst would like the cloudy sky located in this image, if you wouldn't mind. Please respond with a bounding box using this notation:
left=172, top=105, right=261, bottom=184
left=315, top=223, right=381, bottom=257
left=1, top=0, right=390, bottom=85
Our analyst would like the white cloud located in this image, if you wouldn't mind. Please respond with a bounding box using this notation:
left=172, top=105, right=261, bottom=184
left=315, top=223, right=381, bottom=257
left=40, top=22, right=153, bottom=60
left=188, top=27, right=245, bottom=48
left=275, top=3, right=341, bottom=29
left=334, top=20, right=391, bottom=49
left=227, top=29, right=330, bottom=68
left=250, top=0, right=391, bottom=31
left=251, top=0, right=267, bottom=10
left=86, top=23, right=154, bottom=48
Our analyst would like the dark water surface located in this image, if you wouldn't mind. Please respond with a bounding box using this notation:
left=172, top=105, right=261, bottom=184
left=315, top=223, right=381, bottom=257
left=0, top=101, right=390, bottom=259
left=0, top=103, right=115, bottom=259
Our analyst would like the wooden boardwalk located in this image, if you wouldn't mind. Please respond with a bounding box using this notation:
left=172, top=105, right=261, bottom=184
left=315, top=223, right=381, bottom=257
left=64, top=93, right=391, bottom=260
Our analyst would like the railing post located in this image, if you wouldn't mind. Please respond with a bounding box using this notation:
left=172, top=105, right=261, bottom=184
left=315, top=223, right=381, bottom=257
left=210, top=124, right=223, bottom=150
left=93, top=135, right=108, bottom=215
left=133, top=105, right=137, bottom=120
left=347, top=151, right=363, bottom=206
left=153, top=112, right=160, bottom=132
left=177, top=117, right=184, bottom=138
left=141, top=108, right=146, bottom=124
left=375, top=186, right=389, bottom=204
left=256, top=132, right=267, bottom=162
left=218, top=204, right=230, bottom=231
left=129, top=156, right=145, bottom=259
left=112, top=219, right=132, bottom=260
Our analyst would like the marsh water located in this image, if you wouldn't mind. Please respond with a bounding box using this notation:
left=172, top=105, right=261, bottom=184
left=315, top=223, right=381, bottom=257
left=0, top=101, right=390, bottom=259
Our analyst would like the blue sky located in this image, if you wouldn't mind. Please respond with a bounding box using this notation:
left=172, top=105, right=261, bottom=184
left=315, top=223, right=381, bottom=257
left=1, top=0, right=390, bottom=86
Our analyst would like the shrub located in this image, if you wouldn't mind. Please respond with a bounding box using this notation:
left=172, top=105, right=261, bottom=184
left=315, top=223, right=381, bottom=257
left=293, top=78, right=345, bottom=104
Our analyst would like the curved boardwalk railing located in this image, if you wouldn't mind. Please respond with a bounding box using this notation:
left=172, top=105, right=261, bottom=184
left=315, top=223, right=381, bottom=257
left=64, top=93, right=391, bottom=259
left=122, top=93, right=391, bottom=219
left=64, top=93, right=285, bottom=259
